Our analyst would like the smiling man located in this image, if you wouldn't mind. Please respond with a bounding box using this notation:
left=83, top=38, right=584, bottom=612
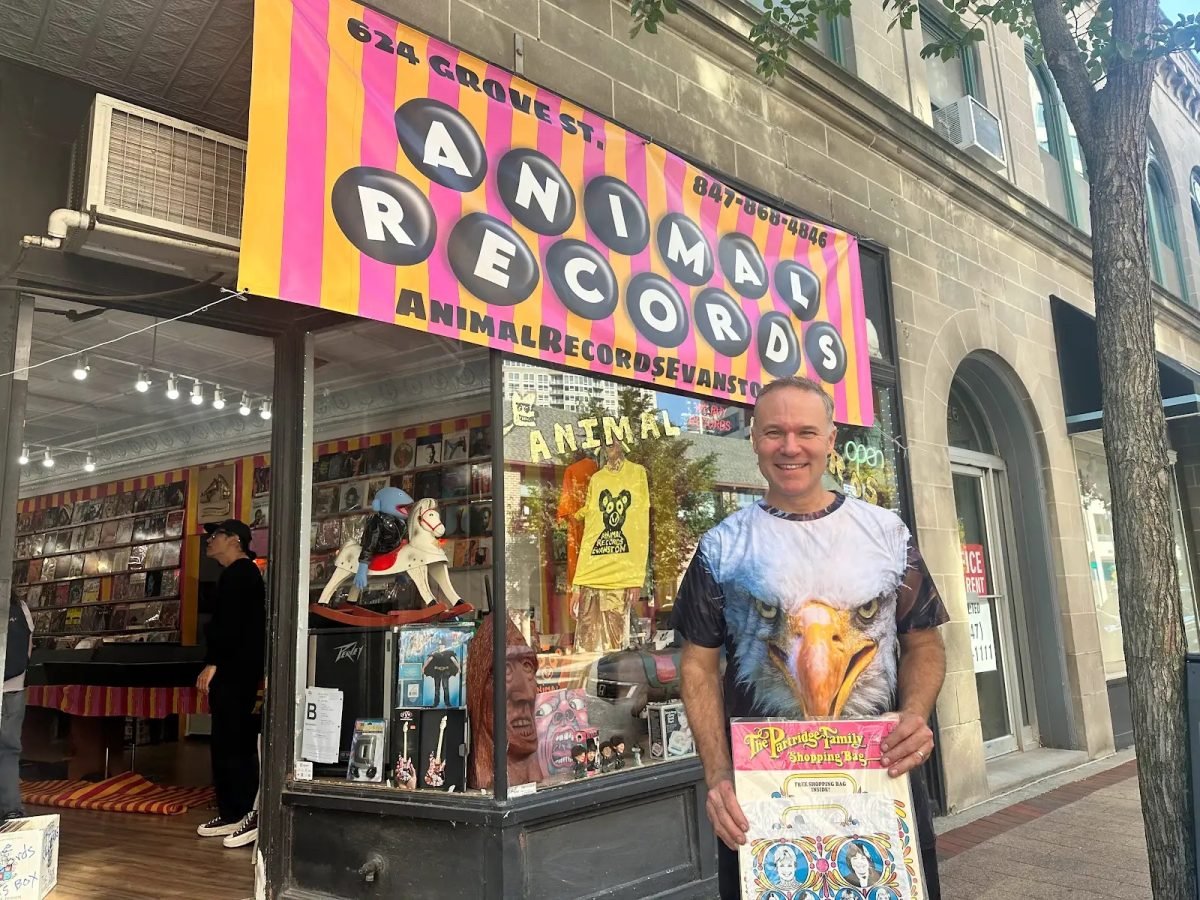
left=672, top=376, right=948, bottom=900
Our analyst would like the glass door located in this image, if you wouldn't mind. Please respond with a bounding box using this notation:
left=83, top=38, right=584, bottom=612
left=952, top=459, right=1034, bottom=758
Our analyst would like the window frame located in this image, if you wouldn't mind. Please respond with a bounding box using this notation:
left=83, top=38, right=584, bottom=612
left=1146, top=146, right=1190, bottom=303
left=1190, top=168, right=1200, bottom=262
left=740, top=0, right=851, bottom=68
left=920, top=6, right=982, bottom=111
left=1025, top=56, right=1083, bottom=229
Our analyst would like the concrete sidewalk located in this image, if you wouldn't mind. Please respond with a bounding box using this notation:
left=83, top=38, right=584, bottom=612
left=936, top=750, right=1148, bottom=897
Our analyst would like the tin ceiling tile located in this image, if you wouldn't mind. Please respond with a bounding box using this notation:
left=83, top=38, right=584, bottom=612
left=0, top=10, right=40, bottom=39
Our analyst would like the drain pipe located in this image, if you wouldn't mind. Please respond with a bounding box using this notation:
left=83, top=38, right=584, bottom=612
left=21, top=208, right=91, bottom=249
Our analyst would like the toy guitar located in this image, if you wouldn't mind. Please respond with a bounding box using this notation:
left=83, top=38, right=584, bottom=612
left=395, top=721, right=417, bottom=789
left=424, top=716, right=448, bottom=788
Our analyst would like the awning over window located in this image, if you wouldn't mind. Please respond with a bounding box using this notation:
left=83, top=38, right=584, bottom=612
left=1051, top=297, right=1200, bottom=434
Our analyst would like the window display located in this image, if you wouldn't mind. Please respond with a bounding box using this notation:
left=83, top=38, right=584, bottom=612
left=502, top=359, right=760, bottom=789
left=293, top=325, right=907, bottom=799
left=298, top=321, right=493, bottom=793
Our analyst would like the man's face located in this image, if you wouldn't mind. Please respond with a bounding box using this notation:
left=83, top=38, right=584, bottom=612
left=751, top=387, right=835, bottom=510
left=206, top=530, right=236, bottom=559
left=775, top=847, right=797, bottom=882
left=505, top=655, right=538, bottom=756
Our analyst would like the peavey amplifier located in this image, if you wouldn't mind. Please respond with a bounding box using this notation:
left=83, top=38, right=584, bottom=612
left=307, top=626, right=394, bottom=778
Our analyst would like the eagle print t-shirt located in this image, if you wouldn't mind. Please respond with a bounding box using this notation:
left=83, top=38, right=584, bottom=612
left=672, top=494, right=948, bottom=719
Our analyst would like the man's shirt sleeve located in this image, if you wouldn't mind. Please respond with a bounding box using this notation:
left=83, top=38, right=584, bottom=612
left=671, top=545, right=726, bottom=649
left=896, top=536, right=950, bottom=634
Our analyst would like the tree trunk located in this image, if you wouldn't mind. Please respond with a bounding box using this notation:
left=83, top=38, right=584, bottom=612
left=1089, top=61, right=1197, bottom=900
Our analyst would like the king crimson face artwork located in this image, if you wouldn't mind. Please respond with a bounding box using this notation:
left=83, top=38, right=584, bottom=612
left=534, top=689, right=589, bottom=775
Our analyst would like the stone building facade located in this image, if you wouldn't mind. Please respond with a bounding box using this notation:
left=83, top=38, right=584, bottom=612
left=387, top=0, right=1200, bottom=812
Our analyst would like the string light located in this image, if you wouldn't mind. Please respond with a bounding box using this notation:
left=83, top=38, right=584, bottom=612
left=238, top=393, right=251, bottom=416
left=259, top=399, right=272, bottom=421
left=72, top=355, right=89, bottom=381
left=211, top=385, right=225, bottom=411
left=135, top=368, right=150, bottom=392
left=83, top=453, right=96, bottom=473
left=41, top=448, right=54, bottom=469
left=17, top=446, right=28, bottom=465
left=165, top=374, right=179, bottom=400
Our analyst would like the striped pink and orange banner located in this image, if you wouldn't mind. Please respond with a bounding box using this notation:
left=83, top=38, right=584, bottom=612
left=240, top=0, right=874, bottom=425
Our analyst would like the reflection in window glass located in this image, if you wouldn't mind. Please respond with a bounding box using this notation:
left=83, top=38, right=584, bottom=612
left=503, top=362, right=762, bottom=786
left=501, top=363, right=907, bottom=789
left=1073, top=433, right=1200, bottom=678
left=1026, top=69, right=1050, bottom=153
left=923, top=26, right=968, bottom=111
left=826, top=383, right=904, bottom=516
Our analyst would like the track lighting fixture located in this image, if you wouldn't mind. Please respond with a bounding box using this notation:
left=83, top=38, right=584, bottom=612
left=83, top=453, right=96, bottom=473
left=135, top=369, right=150, bottom=392
left=190, top=380, right=204, bottom=406
left=72, top=355, right=89, bottom=381
left=238, top=393, right=251, bottom=416
left=17, top=446, right=28, bottom=465
left=259, top=399, right=272, bottom=421
left=41, top=448, right=54, bottom=468
left=211, top=386, right=225, bottom=411
left=165, top=374, right=179, bottom=400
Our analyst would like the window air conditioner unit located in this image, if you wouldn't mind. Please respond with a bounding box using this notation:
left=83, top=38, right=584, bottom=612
left=60, top=95, right=245, bottom=282
left=932, top=95, right=1007, bottom=172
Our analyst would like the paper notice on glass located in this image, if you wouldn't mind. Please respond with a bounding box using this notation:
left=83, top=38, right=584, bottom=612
left=301, top=687, right=343, bottom=763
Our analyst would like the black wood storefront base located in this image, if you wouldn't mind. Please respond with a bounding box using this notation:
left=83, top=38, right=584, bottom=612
left=279, top=760, right=717, bottom=899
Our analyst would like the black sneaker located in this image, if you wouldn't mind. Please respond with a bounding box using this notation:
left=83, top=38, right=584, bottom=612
left=222, top=811, right=258, bottom=848
left=197, top=815, right=240, bottom=837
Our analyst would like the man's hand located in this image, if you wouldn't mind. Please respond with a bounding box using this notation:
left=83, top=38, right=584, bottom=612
left=705, top=772, right=750, bottom=850
left=196, top=665, right=216, bottom=694
left=880, top=710, right=933, bottom=778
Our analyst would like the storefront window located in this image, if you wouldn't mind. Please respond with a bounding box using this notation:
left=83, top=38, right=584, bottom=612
left=501, top=360, right=761, bottom=786
left=1073, top=433, right=1200, bottom=679
left=298, top=320, right=492, bottom=793
left=499, top=362, right=906, bottom=788
left=825, top=382, right=905, bottom=517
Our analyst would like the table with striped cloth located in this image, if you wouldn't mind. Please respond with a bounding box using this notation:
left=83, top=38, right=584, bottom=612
left=26, top=685, right=209, bottom=718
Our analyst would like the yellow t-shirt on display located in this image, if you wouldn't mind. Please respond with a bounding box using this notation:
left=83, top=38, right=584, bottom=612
left=572, top=460, right=650, bottom=590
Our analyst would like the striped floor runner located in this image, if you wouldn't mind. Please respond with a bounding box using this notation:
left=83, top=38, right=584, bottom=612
left=21, top=772, right=214, bottom=815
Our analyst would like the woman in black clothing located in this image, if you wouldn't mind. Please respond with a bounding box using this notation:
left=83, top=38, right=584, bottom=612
left=196, top=519, right=266, bottom=847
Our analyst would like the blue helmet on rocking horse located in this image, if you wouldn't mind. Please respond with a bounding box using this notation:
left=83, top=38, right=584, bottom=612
left=354, top=486, right=414, bottom=590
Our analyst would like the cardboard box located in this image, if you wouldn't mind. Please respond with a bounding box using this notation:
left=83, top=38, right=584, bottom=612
left=646, top=700, right=695, bottom=760
left=0, top=814, right=60, bottom=898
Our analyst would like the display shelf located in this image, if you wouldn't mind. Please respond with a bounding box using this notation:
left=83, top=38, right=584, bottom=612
left=19, top=563, right=184, bottom=588
left=30, top=593, right=181, bottom=612
left=14, top=533, right=184, bottom=562
left=34, top=626, right=180, bottom=639
left=15, top=479, right=189, bottom=648
left=14, top=504, right=186, bottom=537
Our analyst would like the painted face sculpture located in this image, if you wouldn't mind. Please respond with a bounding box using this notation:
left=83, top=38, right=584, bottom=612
left=534, top=688, right=590, bottom=776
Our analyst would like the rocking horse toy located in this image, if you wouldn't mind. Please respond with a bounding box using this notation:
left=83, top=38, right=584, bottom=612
left=311, top=487, right=473, bottom=626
